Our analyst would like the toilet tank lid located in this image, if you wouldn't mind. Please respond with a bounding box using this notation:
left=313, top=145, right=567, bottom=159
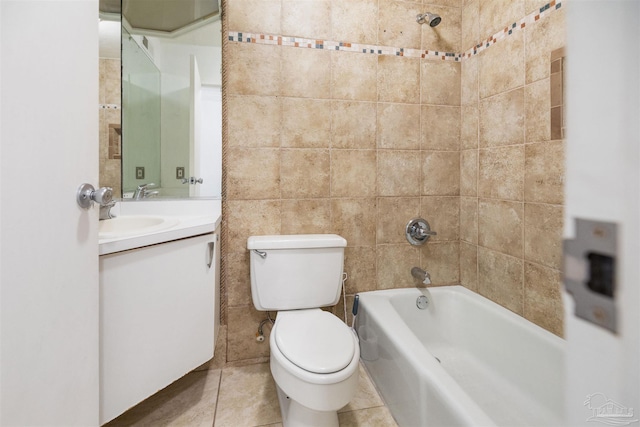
left=247, top=234, right=347, bottom=250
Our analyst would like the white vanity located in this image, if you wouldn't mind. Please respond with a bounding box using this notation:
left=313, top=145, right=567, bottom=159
left=98, top=199, right=221, bottom=425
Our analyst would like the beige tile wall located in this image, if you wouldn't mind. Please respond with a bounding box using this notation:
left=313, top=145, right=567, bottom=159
left=99, top=58, right=122, bottom=198
left=460, top=0, right=566, bottom=337
left=222, top=0, right=566, bottom=364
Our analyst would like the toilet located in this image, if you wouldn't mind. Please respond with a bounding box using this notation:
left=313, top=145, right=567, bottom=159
left=247, top=234, right=359, bottom=427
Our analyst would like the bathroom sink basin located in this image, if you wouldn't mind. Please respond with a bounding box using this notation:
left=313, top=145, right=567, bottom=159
left=99, top=215, right=178, bottom=239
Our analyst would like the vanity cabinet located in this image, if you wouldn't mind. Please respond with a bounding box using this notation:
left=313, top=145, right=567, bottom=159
left=99, top=230, right=220, bottom=424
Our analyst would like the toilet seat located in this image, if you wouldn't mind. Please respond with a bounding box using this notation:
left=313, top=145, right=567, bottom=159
left=274, top=310, right=355, bottom=374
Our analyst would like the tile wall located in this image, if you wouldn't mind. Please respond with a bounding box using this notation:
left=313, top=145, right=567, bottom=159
left=459, top=0, right=565, bottom=336
left=99, top=58, right=122, bottom=198
left=221, top=0, right=566, bottom=364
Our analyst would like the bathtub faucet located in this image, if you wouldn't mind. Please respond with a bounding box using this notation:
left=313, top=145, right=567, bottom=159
left=411, top=267, right=431, bottom=286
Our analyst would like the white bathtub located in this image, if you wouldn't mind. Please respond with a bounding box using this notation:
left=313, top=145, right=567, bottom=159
left=356, top=286, right=565, bottom=427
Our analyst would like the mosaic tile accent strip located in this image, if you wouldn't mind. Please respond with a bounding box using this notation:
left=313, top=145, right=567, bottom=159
left=229, top=1, right=562, bottom=62
left=462, top=0, right=562, bottom=59
left=227, top=32, right=462, bottom=61
left=99, top=104, right=121, bottom=110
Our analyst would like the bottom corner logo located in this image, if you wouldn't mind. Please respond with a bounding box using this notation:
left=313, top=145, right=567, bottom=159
left=585, top=393, right=638, bottom=426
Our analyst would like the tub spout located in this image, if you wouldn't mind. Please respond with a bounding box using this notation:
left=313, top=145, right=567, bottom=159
left=411, top=267, right=431, bottom=285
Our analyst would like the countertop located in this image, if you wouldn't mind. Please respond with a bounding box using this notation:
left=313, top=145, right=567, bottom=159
left=99, top=199, right=221, bottom=256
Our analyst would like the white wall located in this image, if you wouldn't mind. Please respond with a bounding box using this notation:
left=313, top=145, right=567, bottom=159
left=1, top=1, right=99, bottom=424
left=564, top=1, right=639, bottom=424
left=200, top=85, right=222, bottom=198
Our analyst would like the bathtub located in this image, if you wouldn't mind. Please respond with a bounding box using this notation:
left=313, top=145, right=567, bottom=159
left=355, top=286, right=565, bottom=427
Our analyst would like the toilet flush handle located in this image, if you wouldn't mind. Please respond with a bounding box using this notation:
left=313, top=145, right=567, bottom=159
left=253, top=250, right=267, bottom=259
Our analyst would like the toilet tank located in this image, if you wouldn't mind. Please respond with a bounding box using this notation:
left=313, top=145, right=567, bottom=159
left=247, top=234, right=347, bottom=311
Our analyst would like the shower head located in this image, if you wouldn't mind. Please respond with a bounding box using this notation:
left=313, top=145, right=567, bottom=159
left=416, top=12, right=442, bottom=27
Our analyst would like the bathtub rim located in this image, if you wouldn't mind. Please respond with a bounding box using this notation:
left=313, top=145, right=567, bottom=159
left=357, top=285, right=565, bottom=349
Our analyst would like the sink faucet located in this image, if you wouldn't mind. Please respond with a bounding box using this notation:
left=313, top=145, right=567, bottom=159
left=411, top=267, right=431, bottom=286
left=99, top=200, right=116, bottom=220
left=133, top=183, right=157, bottom=200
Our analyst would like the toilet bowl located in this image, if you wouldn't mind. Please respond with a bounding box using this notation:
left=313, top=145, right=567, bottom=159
left=247, top=234, right=359, bottom=427
left=269, top=310, right=360, bottom=426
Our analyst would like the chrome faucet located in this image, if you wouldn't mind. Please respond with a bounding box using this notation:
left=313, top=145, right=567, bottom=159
left=411, top=267, right=431, bottom=286
left=99, top=200, right=116, bottom=220
left=133, top=183, right=157, bottom=200
left=405, top=218, right=437, bottom=246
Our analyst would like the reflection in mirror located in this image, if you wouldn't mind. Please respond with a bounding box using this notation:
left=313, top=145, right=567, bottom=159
left=98, top=17, right=122, bottom=198
left=122, top=26, right=161, bottom=194
left=98, top=0, right=222, bottom=200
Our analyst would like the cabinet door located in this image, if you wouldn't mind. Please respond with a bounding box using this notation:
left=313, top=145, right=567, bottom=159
left=99, top=233, right=217, bottom=424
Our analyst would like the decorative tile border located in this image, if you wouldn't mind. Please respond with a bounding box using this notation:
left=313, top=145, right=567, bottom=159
left=227, top=32, right=463, bottom=61
left=462, top=0, right=562, bottom=59
left=228, top=1, right=561, bottom=62
left=99, top=104, right=121, bottom=110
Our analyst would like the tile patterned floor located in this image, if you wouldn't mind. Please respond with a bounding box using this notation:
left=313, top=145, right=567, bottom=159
left=105, top=362, right=398, bottom=427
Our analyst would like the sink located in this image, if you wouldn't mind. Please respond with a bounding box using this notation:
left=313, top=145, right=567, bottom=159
left=99, top=215, right=178, bottom=239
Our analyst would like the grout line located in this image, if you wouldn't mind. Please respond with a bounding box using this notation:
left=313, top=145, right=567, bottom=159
left=211, top=369, right=224, bottom=427
left=520, top=4, right=529, bottom=317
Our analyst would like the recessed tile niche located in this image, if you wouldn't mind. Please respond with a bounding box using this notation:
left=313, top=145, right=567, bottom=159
left=550, top=47, right=565, bottom=140
left=108, top=124, right=121, bottom=160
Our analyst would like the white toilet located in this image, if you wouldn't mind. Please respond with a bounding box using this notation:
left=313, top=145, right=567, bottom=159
left=247, top=234, right=360, bottom=427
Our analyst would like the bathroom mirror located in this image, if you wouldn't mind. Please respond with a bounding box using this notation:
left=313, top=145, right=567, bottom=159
left=99, top=0, right=222, bottom=199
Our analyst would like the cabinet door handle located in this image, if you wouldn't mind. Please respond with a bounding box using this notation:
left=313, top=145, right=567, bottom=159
left=207, top=241, right=215, bottom=268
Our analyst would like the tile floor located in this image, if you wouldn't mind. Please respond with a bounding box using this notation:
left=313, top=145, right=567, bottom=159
left=105, top=362, right=398, bottom=427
